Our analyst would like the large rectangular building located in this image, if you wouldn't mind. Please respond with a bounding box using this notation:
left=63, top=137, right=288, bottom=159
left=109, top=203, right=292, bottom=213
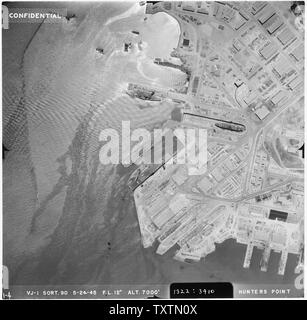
left=264, top=14, right=283, bottom=34
left=258, top=10, right=275, bottom=24
left=290, top=43, right=304, bottom=62
left=269, top=209, right=288, bottom=222
left=251, top=2, right=267, bottom=15
left=259, top=42, right=278, bottom=60
left=277, top=27, right=296, bottom=46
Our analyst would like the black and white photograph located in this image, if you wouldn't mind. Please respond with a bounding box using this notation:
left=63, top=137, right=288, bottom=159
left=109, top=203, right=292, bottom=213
left=1, top=0, right=305, bottom=302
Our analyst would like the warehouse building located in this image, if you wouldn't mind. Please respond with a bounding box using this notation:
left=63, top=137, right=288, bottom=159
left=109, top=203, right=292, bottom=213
left=269, top=209, right=288, bottom=222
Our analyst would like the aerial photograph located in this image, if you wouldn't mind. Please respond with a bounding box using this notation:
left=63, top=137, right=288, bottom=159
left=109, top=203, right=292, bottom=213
left=2, top=1, right=305, bottom=299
